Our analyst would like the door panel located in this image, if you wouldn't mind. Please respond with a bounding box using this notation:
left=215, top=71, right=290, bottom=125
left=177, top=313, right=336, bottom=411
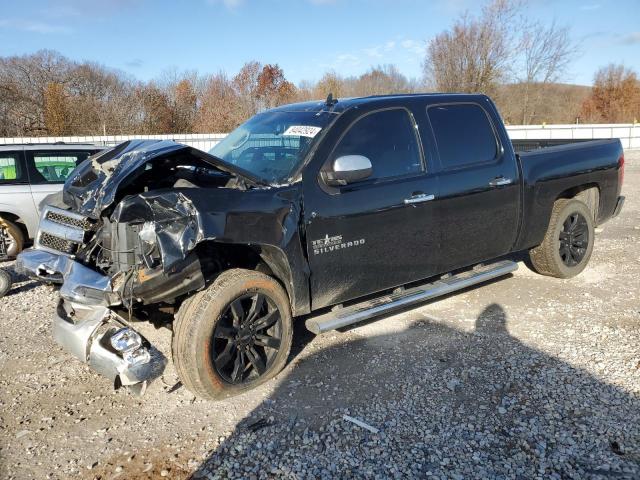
left=426, top=103, right=520, bottom=271
left=437, top=162, right=519, bottom=271
left=302, top=107, right=439, bottom=309
left=305, top=176, right=439, bottom=309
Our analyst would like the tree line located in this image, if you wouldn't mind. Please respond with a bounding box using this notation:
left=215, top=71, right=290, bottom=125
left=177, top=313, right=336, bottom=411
left=0, top=51, right=422, bottom=137
left=0, top=2, right=638, bottom=137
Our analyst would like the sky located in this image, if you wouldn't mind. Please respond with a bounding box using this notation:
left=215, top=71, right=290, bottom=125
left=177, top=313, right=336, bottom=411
left=0, top=0, right=639, bottom=86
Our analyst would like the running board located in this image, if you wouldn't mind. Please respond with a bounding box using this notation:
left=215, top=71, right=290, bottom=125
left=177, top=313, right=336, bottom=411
left=305, top=260, right=518, bottom=334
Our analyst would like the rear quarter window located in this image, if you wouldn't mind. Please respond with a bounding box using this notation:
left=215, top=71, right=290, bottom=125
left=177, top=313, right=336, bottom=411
left=428, top=104, right=498, bottom=170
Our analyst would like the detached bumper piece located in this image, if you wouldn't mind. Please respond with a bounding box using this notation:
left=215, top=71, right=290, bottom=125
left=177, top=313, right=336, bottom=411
left=54, top=300, right=166, bottom=394
left=16, top=248, right=118, bottom=306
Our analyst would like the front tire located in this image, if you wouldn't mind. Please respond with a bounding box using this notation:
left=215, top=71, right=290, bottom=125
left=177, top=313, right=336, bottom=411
left=528, top=198, right=595, bottom=278
left=172, top=269, right=293, bottom=400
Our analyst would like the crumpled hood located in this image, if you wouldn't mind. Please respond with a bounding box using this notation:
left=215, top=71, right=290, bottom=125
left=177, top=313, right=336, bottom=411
left=62, top=139, right=257, bottom=218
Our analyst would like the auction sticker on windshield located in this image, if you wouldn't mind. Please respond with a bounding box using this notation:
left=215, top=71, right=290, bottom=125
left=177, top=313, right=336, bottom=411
left=283, top=125, right=322, bottom=138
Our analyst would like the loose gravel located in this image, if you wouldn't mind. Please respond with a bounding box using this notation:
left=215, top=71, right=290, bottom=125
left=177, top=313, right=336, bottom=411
left=1, top=152, right=639, bottom=480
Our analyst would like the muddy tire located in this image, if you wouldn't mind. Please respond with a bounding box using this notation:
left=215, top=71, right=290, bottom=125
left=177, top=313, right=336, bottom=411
left=528, top=198, right=594, bottom=278
left=172, top=269, right=293, bottom=400
left=0, top=217, right=24, bottom=259
left=0, top=269, right=11, bottom=297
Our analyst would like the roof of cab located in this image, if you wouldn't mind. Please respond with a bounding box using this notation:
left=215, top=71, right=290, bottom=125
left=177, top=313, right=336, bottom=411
left=271, top=93, right=490, bottom=114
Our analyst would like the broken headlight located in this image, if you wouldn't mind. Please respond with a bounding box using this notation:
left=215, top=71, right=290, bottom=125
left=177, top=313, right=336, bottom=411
left=110, top=327, right=142, bottom=352
left=138, top=222, right=159, bottom=268
left=123, top=347, right=151, bottom=367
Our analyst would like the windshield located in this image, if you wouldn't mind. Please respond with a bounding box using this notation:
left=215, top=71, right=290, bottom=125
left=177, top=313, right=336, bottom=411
left=209, top=110, right=333, bottom=184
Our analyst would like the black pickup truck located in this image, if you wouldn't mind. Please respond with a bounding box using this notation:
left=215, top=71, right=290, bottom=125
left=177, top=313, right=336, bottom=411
left=17, top=93, right=625, bottom=399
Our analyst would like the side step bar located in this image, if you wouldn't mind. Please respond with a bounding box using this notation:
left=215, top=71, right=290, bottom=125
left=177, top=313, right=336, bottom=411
left=305, top=260, right=518, bottom=334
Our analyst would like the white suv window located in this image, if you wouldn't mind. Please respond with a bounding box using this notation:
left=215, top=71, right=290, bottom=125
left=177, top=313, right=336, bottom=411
left=0, top=153, right=24, bottom=183
left=32, top=152, right=90, bottom=183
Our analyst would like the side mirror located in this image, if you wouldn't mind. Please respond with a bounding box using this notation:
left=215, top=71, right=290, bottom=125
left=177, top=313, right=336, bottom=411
left=323, top=155, right=372, bottom=186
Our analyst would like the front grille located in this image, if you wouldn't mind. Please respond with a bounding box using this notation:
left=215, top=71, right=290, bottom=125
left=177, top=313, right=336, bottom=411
left=39, top=232, right=79, bottom=255
left=46, top=211, right=92, bottom=230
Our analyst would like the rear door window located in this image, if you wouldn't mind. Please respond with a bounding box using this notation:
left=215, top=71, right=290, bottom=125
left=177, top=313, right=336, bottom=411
left=332, top=108, right=423, bottom=181
left=30, top=151, right=93, bottom=183
left=428, top=104, right=498, bottom=170
left=0, top=152, right=26, bottom=184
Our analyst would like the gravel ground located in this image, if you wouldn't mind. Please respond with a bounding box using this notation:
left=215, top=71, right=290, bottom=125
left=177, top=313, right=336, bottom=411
left=1, top=152, right=639, bottom=480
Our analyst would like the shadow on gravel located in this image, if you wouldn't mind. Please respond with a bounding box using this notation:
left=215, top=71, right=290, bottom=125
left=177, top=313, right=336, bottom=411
left=3, top=275, right=636, bottom=478
left=191, top=303, right=640, bottom=478
left=0, top=262, right=47, bottom=296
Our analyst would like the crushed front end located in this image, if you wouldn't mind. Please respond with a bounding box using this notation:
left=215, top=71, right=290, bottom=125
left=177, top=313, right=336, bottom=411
left=15, top=140, right=241, bottom=392
left=16, top=139, right=305, bottom=395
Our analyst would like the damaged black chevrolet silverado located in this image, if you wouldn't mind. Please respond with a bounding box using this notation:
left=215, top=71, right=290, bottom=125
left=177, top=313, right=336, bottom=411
left=17, top=94, right=625, bottom=399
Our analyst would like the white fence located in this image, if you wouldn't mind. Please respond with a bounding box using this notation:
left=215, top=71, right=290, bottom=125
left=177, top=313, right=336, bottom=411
left=507, top=123, right=640, bottom=150
left=1, top=124, right=639, bottom=151
left=0, top=133, right=228, bottom=152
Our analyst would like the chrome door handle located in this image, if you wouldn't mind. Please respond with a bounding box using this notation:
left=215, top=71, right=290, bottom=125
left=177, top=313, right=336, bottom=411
left=489, top=176, right=512, bottom=187
left=404, top=193, right=435, bottom=205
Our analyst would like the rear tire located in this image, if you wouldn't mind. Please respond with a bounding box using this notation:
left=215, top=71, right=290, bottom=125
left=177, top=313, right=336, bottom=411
left=0, top=217, right=24, bottom=259
left=172, top=269, right=293, bottom=400
left=528, top=198, right=594, bottom=278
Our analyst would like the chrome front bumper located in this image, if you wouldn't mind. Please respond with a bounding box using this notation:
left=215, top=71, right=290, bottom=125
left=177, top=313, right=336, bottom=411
left=16, top=248, right=118, bottom=306
left=17, top=248, right=166, bottom=392
left=54, top=300, right=166, bottom=392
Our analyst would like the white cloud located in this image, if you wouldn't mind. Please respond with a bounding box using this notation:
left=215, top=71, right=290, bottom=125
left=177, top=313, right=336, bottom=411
left=336, top=53, right=360, bottom=65
left=207, top=0, right=244, bottom=9
left=326, top=37, right=425, bottom=77
left=0, top=19, right=71, bottom=34
left=401, top=39, right=425, bottom=56
left=125, top=58, right=144, bottom=68
left=363, top=46, right=383, bottom=58
left=620, top=32, right=640, bottom=45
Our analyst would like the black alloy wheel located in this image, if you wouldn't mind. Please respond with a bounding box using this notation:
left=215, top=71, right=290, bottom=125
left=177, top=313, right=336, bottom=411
left=558, top=212, right=589, bottom=267
left=212, top=293, right=283, bottom=384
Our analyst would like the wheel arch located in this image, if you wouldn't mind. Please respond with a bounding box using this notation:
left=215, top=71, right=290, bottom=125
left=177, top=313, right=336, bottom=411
left=0, top=211, right=29, bottom=244
left=193, top=240, right=310, bottom=317
left=555, top=183, right=600, bottom=223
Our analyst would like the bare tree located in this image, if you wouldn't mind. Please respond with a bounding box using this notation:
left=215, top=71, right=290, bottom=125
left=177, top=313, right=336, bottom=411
left=313, top=71, right=345, bottom=99
left=517, top=21, right=576, bottom=123
left=422, top=0, right=577, bottom=120
left=195, top=72, right=242, bottom=133
left=423, top=0, right=519, bottom=96
left=353, top=65, right=415, bottom=96
left=233, top=61, right=262, bottom=120
left=43, top=82, right=69, bottom=135
left=135, top=83, right=173, bottom=134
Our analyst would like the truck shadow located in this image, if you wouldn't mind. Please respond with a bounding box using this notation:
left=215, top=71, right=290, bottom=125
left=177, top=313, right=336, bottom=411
left=191, top=304, right=640, bottom=478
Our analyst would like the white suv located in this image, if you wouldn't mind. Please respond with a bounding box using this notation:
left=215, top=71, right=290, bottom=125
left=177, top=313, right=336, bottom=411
left=0, top=144, right=102, bottom=258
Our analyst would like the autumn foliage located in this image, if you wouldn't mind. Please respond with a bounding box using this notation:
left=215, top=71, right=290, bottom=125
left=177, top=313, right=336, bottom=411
left=580, top=65, right=640, bottom=123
